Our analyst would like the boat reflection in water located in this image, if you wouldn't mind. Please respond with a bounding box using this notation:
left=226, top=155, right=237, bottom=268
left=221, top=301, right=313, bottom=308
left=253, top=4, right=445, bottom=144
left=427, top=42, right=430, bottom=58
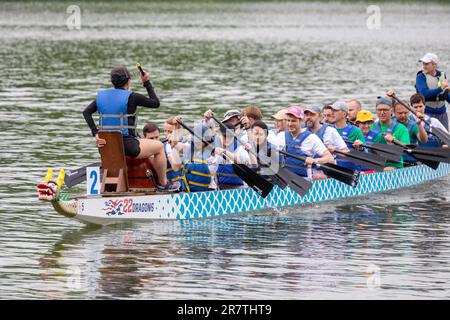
left=37, top=196, right=450, bottom=299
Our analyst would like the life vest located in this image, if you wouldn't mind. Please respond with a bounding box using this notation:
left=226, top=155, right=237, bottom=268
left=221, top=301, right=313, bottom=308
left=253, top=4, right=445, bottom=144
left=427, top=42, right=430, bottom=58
left=96, top=89, right=133, bottom=136
left=184, top=144, right=214, bottom=192
left=373, top=119, right=400, bottom=143
left=402, top=117, right=418, bottom=145
left=252, top=143, right=273, bottom=181
left=283, top=130, right=312, bottom=177
left=365, top=130, right=379, bottom=143
left=339, top=124, right=358, bottom=149
left=309, top=124, right=328, bottom=144
left=419, top=120, right=442, bottom=147
left=416, top=70, right=447, bottom=113
left=164, top=142, right=185, bottom=190
left=216, top=139, right=245, bottom=186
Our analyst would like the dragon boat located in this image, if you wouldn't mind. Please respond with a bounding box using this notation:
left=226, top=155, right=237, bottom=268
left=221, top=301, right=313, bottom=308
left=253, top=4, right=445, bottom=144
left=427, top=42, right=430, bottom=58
left=37, top=162, right=450, bottom=226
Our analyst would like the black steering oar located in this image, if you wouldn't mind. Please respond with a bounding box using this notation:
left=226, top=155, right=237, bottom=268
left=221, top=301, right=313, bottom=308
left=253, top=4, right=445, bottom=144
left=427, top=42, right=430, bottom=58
left=211, top=115, right=312, bottom=196
left=177, top=120, right=273, bottom=198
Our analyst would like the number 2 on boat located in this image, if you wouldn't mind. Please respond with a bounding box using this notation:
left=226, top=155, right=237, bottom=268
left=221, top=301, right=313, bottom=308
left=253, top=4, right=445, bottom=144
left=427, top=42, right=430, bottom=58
left=86, top=167, right=100, bottom=196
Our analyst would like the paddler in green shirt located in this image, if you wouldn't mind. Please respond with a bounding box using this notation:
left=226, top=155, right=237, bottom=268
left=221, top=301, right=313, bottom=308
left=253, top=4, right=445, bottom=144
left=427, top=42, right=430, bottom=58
left=371, top=96, right=411, bottom=169
left=392, top=98, right=428, bottom=145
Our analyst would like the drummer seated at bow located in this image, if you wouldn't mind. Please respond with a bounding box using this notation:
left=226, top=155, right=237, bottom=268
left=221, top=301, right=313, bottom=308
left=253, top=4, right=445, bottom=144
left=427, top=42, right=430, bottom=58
left=82, top=66, right=180, bottom=192
left=143, top=121, right=185, bottom=190
left=410, top=93, right=449, bottom=148
left=370, top=96, right=411, bottom=170
left=275, top=106, right=334, bottom=179
left=209, top=123, right=251, bottom=190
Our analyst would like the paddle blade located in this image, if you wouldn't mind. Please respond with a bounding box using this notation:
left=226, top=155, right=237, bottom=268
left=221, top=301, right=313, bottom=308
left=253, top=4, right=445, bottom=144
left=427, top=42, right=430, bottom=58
left=269, top=173, right=288, bottom=189
left=366, top=143, right=403, bottom=163
left=232, top=164, right=273, bottom=198
left=277, top=168, right=312, bottom=196
left=430, top=127, right=450, bottom=146
left=319, top=163, right=360, bottom=188
left=276, top=167, right=312, bottom=196
left=336, top=150, right=386, bottom=172
left=64, top=162, right=101, bottom=187
left=410, top=146, right=450, bottom=163
left=404, top=147, right=450, bottom=163
left=416, top=157, right=440, bottom=170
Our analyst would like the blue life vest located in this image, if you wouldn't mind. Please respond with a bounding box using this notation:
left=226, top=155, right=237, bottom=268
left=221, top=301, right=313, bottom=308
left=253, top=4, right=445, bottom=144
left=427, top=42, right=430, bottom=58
left=365, top=130, right=379, bottom=143
left=402, top=116, right=419, bottom=145
left=96, top=89, right=132, bottom=135
left=283, top=130, right=312, bottom=177
left=253, top=143, right=273, bottom=181
left=373, top=120, right=400, bottom=143
left=308, top=124, right=328, bottom=144
left=216, top=139, right=244, bottom=186
left=419, top=122, right=441, bottom=147
left=164, top=142, right=185, bottom=190
left=339, top=124, right=358, bottom=149
left=184, top=144, right=213, bottom=192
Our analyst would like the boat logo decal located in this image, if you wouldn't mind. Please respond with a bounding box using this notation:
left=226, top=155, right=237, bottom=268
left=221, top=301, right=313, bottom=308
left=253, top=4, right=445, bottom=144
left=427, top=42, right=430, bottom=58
left=103, top=198, right=155, bottom=216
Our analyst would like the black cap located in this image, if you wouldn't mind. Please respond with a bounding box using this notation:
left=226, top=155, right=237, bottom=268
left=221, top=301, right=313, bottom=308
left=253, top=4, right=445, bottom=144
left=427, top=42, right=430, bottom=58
left=111, top=66, right=132, bottom=88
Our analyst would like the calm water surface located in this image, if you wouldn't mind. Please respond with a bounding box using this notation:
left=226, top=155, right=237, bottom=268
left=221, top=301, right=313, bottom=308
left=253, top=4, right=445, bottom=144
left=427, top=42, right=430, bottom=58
left=0, top=1, right=450, bottom=299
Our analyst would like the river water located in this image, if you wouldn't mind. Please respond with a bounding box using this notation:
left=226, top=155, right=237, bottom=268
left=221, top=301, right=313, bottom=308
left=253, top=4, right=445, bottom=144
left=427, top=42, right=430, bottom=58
left=1, top=1, right=450, bottom=299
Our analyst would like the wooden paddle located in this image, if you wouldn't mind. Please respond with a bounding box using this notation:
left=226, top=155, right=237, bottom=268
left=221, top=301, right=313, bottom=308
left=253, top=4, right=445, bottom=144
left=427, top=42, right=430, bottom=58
left=177, top=120, right=274, bottom=198
left=390, top=94, right=450, bottom=146
left=278, top=150, right=360, bottom=188
left=211, top=115, right=312, bottom=196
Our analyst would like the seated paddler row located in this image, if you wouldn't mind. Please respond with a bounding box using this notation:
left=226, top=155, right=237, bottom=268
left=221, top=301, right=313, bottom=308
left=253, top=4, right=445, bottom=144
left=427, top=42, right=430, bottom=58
left=83, top=66, right=449, bottom=193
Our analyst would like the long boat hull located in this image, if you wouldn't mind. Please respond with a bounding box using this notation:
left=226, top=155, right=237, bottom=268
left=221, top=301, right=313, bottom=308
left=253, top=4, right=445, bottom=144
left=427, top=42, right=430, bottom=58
left=55, top=163, right=450, bottom=225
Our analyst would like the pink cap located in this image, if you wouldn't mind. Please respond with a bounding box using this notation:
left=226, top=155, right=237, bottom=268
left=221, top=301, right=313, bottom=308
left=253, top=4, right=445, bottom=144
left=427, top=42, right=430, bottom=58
left=286, top=105, right=304, bottom=119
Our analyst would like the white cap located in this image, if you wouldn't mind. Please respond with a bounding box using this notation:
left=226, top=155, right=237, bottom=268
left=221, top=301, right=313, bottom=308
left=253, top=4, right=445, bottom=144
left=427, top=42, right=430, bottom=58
left=419, top=53, right=439, bottom=65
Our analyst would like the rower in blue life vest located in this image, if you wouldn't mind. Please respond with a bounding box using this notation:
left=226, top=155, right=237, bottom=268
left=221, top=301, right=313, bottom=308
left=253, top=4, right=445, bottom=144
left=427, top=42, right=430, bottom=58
left=248, top=120, right=278, bottom=181
left=415, top=53, right=449, bottom=130
left=355, top=110, right=379, bottom=144
left=303, top=104, right=349, bottom=178
left=209, top=123, right=251, bottom=190
left=82, top=66, right=180, bottom=192
left=181, top=124, right=216, bottom=192
left=143, top=121, right=185, bottom=190
left=324, top=101, right=366, bottom=170
left=392, top=96, right=428, bottom=165
left=410, top=93, right=449, bottom=147
left=353, top=110, right=381, bottom=172
left=275, top=106, right=334, bottom=179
